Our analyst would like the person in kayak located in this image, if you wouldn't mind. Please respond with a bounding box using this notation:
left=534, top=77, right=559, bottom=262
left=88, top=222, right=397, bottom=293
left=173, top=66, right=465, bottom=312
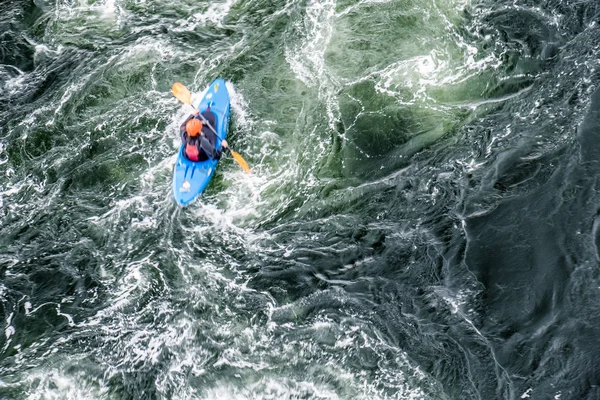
left=180, top=108, right=228, bottom=162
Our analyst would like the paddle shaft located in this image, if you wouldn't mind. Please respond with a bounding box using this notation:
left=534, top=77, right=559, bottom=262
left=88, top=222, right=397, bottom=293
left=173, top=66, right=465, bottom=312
left=195, top=109, right=226, bottom=144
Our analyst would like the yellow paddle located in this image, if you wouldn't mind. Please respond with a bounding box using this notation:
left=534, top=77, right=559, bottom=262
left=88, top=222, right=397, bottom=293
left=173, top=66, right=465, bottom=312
left=171, top=82, right=251, bottom=173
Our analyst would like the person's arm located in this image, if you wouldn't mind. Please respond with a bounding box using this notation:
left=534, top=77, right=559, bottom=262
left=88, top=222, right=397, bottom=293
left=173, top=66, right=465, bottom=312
left=213, top=140, right=229, bottom=160
left=216, top=140, right=228, bottom=159
left=199, top=136, right=220, bottom=160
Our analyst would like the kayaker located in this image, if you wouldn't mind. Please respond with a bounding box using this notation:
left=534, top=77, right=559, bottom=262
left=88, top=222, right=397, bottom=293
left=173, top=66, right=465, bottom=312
left=180, top=109, right=228, bottom=162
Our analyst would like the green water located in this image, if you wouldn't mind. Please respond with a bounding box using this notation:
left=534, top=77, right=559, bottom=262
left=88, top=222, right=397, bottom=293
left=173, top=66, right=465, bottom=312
left=2, top=0, right=600, bottom=398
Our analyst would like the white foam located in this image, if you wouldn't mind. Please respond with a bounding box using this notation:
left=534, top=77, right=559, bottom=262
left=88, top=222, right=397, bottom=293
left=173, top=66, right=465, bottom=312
left=204, top=378, right=342, bottom=400
left=56, top=305, right=75, bottom=326
left=21, top=369, right=109, bottom=400
left=227, top=81, right=254, bottom=132
left=4, top=310, right=15, bottom=340
left=285, top=0, right=337, bottom=87
left=4, top=71, right=27, bottom=97
left=285, top=0, right=341, bottom=129
left=193, top=0, right=236, bottom=27
left=54, top=0, right=126, bottom=24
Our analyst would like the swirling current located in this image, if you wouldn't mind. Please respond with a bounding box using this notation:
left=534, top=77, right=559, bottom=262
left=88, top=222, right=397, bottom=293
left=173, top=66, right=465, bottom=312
left=1, top=0, right=600, bottom=398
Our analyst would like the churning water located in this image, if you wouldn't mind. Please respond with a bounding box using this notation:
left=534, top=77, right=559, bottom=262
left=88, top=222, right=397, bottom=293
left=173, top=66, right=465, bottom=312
left=1, top=0, right=600, bottom=398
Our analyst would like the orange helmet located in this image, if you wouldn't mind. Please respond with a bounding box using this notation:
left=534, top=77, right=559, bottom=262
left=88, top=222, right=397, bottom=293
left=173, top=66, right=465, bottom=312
left=186, top=118, right=202, bottom=136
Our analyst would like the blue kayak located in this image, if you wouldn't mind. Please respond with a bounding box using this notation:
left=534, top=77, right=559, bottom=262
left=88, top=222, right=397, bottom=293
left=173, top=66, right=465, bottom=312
left=172, top=78, right=230, bottom=206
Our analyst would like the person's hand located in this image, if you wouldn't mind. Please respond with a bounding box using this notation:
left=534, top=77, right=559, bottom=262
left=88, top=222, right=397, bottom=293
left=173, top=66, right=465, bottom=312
left=221, top=140, right=228, bottom=149
left=191, top=109, right=199, bottom=116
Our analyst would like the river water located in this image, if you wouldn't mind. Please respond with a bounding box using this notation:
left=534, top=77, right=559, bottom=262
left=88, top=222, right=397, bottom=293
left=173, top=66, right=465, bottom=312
left=1, top=0, right=600, bottom=398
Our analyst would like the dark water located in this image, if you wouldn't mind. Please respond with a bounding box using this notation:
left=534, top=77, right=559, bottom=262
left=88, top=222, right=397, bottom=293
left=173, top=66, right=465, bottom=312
left=1, top=0, right=600, bottom=398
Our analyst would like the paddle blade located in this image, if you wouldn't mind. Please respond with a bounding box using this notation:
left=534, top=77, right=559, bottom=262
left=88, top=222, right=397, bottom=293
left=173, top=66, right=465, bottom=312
left=171, top=82, right=192, bottom=105
left=230, top=150, right=251, bottom=173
